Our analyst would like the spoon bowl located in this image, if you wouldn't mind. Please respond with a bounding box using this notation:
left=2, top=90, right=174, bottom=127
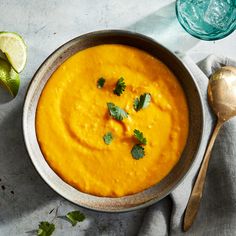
left=208, top=66, right=236, bottom=121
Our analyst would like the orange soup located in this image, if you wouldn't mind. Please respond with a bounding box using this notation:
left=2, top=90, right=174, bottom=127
left=36, top=44, right=189, bottom=197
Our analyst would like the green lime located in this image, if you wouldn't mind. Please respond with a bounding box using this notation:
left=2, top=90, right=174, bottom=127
left=0, top=32, right=27, bottom=73
left=0, top=58, right=20, bottom=97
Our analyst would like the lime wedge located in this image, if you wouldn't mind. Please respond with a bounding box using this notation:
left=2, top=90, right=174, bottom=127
left=0, top=32, right=27, bottom=73
left=0, top=58, right=20, bottom=97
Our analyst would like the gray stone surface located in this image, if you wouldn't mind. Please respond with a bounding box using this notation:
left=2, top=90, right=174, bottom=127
left=0, top=0, right=235, bottom=235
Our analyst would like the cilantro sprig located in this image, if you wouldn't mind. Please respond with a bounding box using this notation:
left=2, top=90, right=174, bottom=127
left=131, top=129, right=147, bottom=159
left=37, top=221, right=55, bottom=236
left=97, top=77, right=105, bottom=88
left=131, top=144, right=145, bottom=160
left=66, top=211, right=85, bottom=227
left=36, top=210, right=86, bottom=235
left=113, top=77, right=126, bottom=96
left=133, top=93, right=151, bottom=111
left=107, top=102, right=128, bottom=121
left=103, top=132, right=113, bottom=145
left=133, top=129, right=147, bottom=145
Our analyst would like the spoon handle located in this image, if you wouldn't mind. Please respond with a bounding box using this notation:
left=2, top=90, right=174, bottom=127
left=183, top=120, right=223, bottom=232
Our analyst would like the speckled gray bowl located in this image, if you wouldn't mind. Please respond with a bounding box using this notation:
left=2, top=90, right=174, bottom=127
left=23, top=30, right=204, bottom=212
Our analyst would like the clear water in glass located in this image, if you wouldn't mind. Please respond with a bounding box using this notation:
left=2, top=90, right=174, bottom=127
left=176, top=0, right=236, bottom=40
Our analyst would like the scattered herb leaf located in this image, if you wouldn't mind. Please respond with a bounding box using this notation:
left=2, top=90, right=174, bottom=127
left=134, top=129, right=147, bottom=145
left=103, top=132, right=113, bottom=145
left=66, top=211, right=85, bottom=227
left=113, top=77, right=126, bottom=96
left=133, top=98, right=140, bottom=111
left=97, top=77, right=105, bottom=88
left=131, top=144, right=145, bottom=160
left=37, top=221, right=55, bottom=236
left=133, top=93, right=151, bottom=111
left=107, top=102, right=128, bottom=121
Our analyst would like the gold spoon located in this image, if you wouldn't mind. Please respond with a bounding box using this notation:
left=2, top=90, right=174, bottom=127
left=183, top=66, right=236, bottom=232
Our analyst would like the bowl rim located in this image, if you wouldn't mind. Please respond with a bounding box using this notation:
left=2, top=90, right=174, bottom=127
left=22, top=29, right=204, bottom=213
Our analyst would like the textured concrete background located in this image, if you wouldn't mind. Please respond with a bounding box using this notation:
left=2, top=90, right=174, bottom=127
left=0, top=0, right=235, bottom=235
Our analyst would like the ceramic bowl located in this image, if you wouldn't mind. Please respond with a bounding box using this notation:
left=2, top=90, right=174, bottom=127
left=23, top=30, right=204, bottom=212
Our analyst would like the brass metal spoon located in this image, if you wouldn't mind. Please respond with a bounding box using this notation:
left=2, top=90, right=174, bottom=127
left=183, top=66, right=236, bottom=232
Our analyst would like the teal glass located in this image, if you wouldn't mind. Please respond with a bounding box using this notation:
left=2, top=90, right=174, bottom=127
left=176, top=0, right=236, bottom=40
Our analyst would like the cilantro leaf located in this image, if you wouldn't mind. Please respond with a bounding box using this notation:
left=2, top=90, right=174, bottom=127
left=107, top=102, right=128, bottom=121
left=133, top=98, right=139, bottom=111
left=131, top=144, right=145, bottom=160
left=97, top=77, right=105, bottom=88
left=113, top=77, right=126, bottom=96
left=66, top=211, right=85, bottom=227
left=133, top=93, right=151, bottom=111
left=37, top=221, right=55, bottom=236
left=134, top=129, right=147, bottom=145
left=103, top=132, right=113, bottom=145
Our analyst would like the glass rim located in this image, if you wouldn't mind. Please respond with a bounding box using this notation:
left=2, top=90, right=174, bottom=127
left=175, top=0, right=236, bottom=41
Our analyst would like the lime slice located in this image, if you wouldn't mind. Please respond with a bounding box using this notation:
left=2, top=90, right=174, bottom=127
left=0, top=58, right=20, bottom=97
left=0, top=32, right=27, bottom=73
